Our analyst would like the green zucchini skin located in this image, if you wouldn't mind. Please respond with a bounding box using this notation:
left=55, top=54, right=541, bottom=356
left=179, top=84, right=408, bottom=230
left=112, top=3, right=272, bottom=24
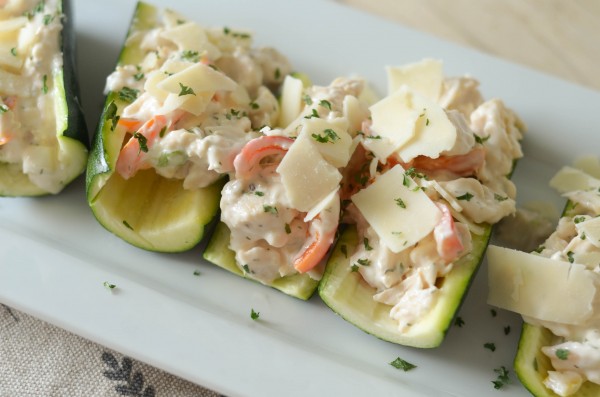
left=203, top=222, right=320, bottom=300
left=85, top=2, right=223, bottom=252
left=514, top=202, right=600, bottom=396
left=0, top=0, right=88, bottom=197
left=318, top=224, right=491, bottom=348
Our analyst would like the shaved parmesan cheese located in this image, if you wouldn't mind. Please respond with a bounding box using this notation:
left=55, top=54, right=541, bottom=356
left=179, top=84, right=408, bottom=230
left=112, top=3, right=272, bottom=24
left=386, top=58, right=443, bottom=100
left=358, top=81, right=381, bottom=106
left=487, top=245, right=596, bottom=325
left=304, top=188, right=339, bottom=222
left=368, top=86, right=419, bottom=153
left=574, top=156, right=600, bottom=179
left=0, top=42, right=21, bottom=69
left=157, top=63, right=237, bottom=95
left=343, top=94, right=369, bottom=137
left=300, top=117, right=352, bottom=168
left=278, top=75, right=304, bottom=127
left=550, top=166, right=600, bottom=194
left=396, top=94, right=457, bottom=162
left=423, top=179, right=464, bottom=213
left=277, top=134, right=342, bottom=212
left=159, top=22, right=221, bottom=60
left=0, top=16, right=27, bottom=33
left=351, top=165, right=442, bottom=253
left=577, top=216, right=600, bottom=249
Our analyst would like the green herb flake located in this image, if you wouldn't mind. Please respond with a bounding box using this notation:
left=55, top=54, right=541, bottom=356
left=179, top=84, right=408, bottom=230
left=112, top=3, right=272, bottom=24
left=318, top=99, right=332, bottom=110
left=494, top=193, right=508, bottom=202
left=118, top=86, right=139, bottom=103
left=103, top=281, right=116, bottom=291
left=456, top=192, right=474, bottom=201
left=159, top=126, right=167, bottom=138
left=43, top=13, right=54, bottom=25
left=455, top=316, right=465, bottom=327
left=254, top=191, right=265, bottom=197
left=302, top=95, right=313, bottom=105
left=41, top=74, right=48, bottom=94
left=10, top=47, right=16, bottom=56
left=285, top=223, right=291, bottom=234
left=425, top=118, right=430, bottom=126
left=178, top=82, right=196, bottom=96
left=567, top=251, right=575, bottom=264
left=0, top=105, right=8, bottom=113
left=133, top=132, right=149, bottom=153
left=363, top=238, right=373, bottom=251
left=105, top=101, right=120, bottom=131
left=250, top=308, right=260, bottom=320
left=133, top=72, right=145, bottom=81
left=249, top=101, right=260, bottom=109
left=356, top=258, right=371, bottom=267
left=574, top=216, right=586, bottom=224
left=274, top=67, right=281, bottom=80
left=484, top=342, right=496, bottom=352
left=181, top=50, right=199, bottom=62
left=242, top=264, right=251, bottom=273
left=304, top=108, right=320, bottom=119
left=263, top=205, right=278, bottom=214
left=491, top=309, right=497, bottom=317
left=492, top=366, right=510, bottom=389
left=312, top=128, right=339, bottom=143
left=193, top=270, right=201, bottom=276
left=122, top=220, right=134, bottom=230
left=389, top=357, right=417, bottom=372
left=504, top=326, right=511, bottom=335
left=223, top=26, right=231, bottom=34
left=534, top=245, right=545, bottom=254
left=474, top=133, right=490, bottom=144
left=556, top=349, right=570, bottom=360
left=395, top=197, right=406, bottom=209
left=350, top=264, right=359, bottom=272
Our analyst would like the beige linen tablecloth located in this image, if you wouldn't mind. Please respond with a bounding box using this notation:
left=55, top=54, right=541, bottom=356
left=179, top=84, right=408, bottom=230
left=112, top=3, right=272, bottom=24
left=1, top=0, right=598, bottom=396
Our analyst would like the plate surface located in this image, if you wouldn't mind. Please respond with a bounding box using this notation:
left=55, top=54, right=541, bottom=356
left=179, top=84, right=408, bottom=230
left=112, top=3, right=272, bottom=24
left=1, top=0, right=599, bottom=396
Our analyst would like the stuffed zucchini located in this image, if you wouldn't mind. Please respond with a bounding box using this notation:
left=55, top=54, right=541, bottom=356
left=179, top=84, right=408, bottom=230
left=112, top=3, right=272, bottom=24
left=318, top=59, right=525, bottom=347
left=86, top=2, right=291, bottom=251
left=0, top=0, right=87, bottom=196
left=488, top=161, right=600, bottom=397
left=203, top=76, right=372, bottom=299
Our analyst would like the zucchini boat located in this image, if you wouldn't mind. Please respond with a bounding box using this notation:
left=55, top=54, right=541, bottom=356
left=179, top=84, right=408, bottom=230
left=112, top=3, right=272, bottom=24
left=0, top=0, right=88, bottom=196
left=489, top=162, right=600, bottom=397
left=203, top=76, right=372, bottom=299
left=86, top=2, right=291, bottom=251
left=318, top=59, right=525, bottom=347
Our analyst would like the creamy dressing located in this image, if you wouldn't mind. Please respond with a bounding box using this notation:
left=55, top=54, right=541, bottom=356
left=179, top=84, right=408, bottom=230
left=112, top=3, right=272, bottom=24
left=0, top=0, right=70, bottom=193
left=346, top=76, right=523, bottom=331
left=105, top=8, right=290, bottom=190
left=524, top=189, right=600, bottom=396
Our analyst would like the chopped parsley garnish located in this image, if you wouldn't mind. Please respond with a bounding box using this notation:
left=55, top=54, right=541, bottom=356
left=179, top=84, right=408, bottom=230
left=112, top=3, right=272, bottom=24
left=105, top=101, right=120, bottom=131
left=567, top=251, right=575, bottom=264
left=574, top=216, right=586, bottom=224
left=556, top=349, right=570, bottom=360
left=534, top=245, right=545, bottom=254
left=340, top=244, right=348, bottom=258
left=363, top=238, right=373, bottom=251
left=492, top=366, right=510, bottom=389
left=395, top=197, right=406, bottom=209
left=504, top=326, right=511, bottom=335
left=122, top=220, right=133, bottom=230
left=474, top=133, right=490, bottom=144
left=405, top=167, right=426, bottom=180
left=402, top=174, right=411, bottom=188
left=133, top=72, right=145, bottom=81
left=285, top=223, right=291, bottom=234
left=274, top=67, right=281, bottom=80
left=41, top=74, right=48, bottom=94
left=223, top=26, right=231, bottom=34
left=365, top=134, right=382, bottom=139
left=249, top=101, right=260, bottom=109
left=312, top=128, right=339, bottom=143
left=118, top=86, right=139, bottom=103
left=318, top=99, right=332, bottom=110
left=304, top=108, right=319, bottom=119
left=193, top=270, right=201, bottom=276
left=389, top=357, right=417, bottom=372
left=494, top=193, right=508, bottom=202
left=132, top=132, right=149, bottom=153
left=491, top=309, right=497, bottom=317
left=181, top=50, right=199, bottom=62
left=10, top=47, right=16, bottom=56
left=0, top=105, right=8, bottom=113
left=43, top=14, right=54, bottom=25
left=159, top=126, right=167, bottom=138
left=263, top=205, right=278, bottom=214
left=484, top=342, right=496, bottom=352
left=350, top=264, right=359, bottom=272
left=178, top=82, right=196, bottom=96
left=456, top=192, right=474, bottom=201
left=425, top=118, right=430, bottom=126
left=254, top=191, right=264, bottom=197
left=454, top=316, right=465, bottom=327
left=250, top=308, right=260, bottom=320
left=302, top=95, right=313, bottom=105
left=103, top=281, right=116, bottom=291
left=242, top=264, right=251, bottom=273
left=356, top=258, right=371, bottom=267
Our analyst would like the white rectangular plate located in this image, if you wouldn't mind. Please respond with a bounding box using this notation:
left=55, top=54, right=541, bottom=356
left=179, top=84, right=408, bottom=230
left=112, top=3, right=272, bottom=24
left=2, top=0, right=599, bottom=396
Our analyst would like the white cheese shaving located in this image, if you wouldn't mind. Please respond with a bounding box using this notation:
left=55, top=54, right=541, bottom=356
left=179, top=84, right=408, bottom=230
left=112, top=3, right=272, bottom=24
left=299, top=117, right=352, bottom=168
left=386, top=58, right=443, bottom=100
left=576, top=216, right=600, bottom=249
left=278, top=74, right=304, bottom=127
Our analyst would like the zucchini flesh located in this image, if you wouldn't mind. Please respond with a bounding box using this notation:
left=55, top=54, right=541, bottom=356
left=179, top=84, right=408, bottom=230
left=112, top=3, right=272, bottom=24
left=0, top=0, right=88, bottom=196
left=85, top=2, right=221, bottom=252
left=514, top=203, right=600, bottom=396
left=203, top=222, right=319, bottom=300
left=319, top=224, right=490, bottom=348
